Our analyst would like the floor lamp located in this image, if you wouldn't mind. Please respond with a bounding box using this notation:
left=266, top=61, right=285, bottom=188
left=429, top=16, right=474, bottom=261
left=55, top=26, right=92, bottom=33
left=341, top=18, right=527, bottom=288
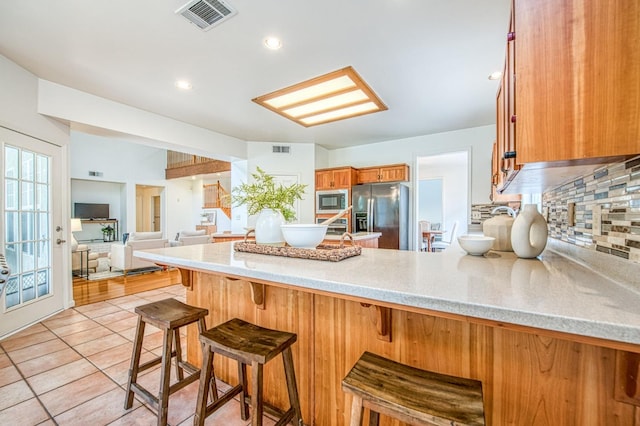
left=70, top=218, right=82, bottom=251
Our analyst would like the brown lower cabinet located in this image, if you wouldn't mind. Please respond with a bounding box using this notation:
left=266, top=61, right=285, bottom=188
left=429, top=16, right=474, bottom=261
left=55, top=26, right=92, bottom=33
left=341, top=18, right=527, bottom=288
left=185, top=272, right=639, bottom=425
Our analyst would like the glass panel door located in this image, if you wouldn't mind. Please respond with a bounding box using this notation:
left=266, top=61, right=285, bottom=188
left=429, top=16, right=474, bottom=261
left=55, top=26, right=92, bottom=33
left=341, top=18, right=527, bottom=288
left=1, top=128, right=64, bottom=338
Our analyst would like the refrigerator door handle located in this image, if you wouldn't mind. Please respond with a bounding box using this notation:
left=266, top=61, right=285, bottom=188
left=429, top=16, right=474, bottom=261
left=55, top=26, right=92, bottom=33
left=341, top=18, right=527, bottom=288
left=368, top=198, right=374, bottom=232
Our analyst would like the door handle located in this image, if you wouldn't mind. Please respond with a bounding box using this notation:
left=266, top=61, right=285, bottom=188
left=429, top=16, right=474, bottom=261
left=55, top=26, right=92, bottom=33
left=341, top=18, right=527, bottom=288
left=56, top=238, right=66, bottom=245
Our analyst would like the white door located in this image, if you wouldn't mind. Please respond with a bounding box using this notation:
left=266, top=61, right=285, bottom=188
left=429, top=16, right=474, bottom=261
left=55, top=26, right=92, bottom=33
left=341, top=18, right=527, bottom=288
left=0, top=128, right=66, bottom=338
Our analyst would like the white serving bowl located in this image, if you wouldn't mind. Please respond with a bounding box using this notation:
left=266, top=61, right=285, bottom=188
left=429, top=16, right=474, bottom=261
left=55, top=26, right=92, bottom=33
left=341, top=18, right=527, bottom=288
left=281, top=224, right=328, bottom=249
left=457, top=235, right=495, bottom=256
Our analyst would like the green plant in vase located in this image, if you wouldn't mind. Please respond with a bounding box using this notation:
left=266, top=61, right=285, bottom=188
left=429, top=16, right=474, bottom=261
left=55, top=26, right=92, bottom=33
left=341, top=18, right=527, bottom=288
left=232, top=167, right=307, bottom=244
left=232, top=167, right=307, bottom=222
left=101, top=224, right=115, bottom=242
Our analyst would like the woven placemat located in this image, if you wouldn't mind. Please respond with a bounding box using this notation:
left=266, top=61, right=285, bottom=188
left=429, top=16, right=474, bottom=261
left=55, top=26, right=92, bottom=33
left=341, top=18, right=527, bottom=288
left=233, top=236, right=362, bottom=262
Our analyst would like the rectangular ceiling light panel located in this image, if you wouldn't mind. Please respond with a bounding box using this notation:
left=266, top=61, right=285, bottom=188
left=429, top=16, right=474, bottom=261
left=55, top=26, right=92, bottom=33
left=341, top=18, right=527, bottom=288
left=253, top=66, right=387, bottom=127
left=176, top=0, right=237, bottom=31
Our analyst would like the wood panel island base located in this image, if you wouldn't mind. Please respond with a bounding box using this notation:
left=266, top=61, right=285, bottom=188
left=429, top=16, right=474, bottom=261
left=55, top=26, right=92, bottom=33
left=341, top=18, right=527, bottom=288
left=135, top=243, right=640, bottom=425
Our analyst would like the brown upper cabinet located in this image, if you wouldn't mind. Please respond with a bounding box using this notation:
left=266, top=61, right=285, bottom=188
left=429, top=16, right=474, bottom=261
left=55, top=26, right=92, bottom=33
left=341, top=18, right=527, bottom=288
left=315, top=167, right=357, bottom=190
left=509, top=0, right=640, bottom=165
left=356, top=164, right=409, bottom=184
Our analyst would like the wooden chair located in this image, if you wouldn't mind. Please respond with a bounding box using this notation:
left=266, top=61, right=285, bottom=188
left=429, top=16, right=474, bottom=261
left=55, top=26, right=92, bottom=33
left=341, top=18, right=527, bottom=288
left=342, top=351, right=485, bottom=426
left=124, top=298, right=209, bottom=426
left=418, top=221, right=431, bottom=252
left=194, top=318, right=303, bottom=426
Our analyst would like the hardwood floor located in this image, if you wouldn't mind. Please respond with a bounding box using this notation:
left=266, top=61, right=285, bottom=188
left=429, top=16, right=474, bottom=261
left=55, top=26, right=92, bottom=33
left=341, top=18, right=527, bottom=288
left=73, top=268, right=183, bottom=306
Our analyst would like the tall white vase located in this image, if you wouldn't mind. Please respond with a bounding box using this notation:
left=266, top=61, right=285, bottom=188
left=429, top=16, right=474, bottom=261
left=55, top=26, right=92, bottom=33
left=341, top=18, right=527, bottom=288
left=255, top=208, right=285, bottom=246
left=511, top=204, right=548, bottom=258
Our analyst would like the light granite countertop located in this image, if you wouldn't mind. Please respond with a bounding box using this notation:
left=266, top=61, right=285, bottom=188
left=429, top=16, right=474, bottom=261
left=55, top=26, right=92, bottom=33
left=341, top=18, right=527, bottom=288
left=134, top=239, right=640, bottom=346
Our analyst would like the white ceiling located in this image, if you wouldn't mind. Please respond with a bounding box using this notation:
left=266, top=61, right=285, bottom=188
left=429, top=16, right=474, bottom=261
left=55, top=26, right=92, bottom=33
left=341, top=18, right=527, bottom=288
left=0, top=0, right=511, bottom=150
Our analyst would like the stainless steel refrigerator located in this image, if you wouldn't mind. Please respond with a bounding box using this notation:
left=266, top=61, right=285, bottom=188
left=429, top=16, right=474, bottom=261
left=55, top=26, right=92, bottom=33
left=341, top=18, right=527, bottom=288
left=352, top=183, right=409, bottom=250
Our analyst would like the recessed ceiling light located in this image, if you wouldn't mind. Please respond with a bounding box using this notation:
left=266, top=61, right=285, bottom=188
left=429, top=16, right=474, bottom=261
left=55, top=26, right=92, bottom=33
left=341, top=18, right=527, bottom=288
left=264, top=37, right=282, bottom=50
left=488, top=71, right=502, bottom=81
left=175, top=80, right=193, bottom=90
left=252, top=66, right=387, bottom=127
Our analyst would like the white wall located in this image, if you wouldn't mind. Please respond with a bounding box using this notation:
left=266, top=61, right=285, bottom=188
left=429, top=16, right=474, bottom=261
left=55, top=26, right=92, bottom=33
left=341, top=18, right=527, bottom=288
left=70, top=132, right=194, bottom=240
left=37, top=79, right=247, bottom=162
left=327, top=125, right=494, bottom=205
left=0, top=55, right=69, bottom=146
left=71, top=180, right=125, bottom=241
left=245, top=142, right=317, bottom=226
left=418, top=151, right=469, bottom=243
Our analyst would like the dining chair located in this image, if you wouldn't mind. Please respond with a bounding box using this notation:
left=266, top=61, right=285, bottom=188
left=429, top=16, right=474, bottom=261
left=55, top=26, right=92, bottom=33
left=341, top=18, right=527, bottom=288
left=431, top=221, right=458, bottom=252
left=418, top=221, right=431, bottom=252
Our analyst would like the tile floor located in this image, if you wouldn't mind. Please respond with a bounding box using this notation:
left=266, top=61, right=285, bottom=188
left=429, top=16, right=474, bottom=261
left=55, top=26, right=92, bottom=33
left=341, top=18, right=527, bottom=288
left=0, top=284, right=278, bottom=426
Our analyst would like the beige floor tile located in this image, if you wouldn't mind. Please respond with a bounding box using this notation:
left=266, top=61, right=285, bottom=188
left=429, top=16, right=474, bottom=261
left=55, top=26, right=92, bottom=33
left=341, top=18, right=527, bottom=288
left=73, top=300, right=114, bottom=314
left=178, top=400, right=254, bottom=426
left=108, top=406, right=158, bottom=425
left=118, top=326, right=138, bottom=342
left=87, top=341, right=134, bottom=370
left=27, top=358, right=99, bottom=395
left=140, top=293, right=176, bottom=302
left=80, top=303, right=123, bottom=319
left=42, top=310, right=88, bottom=329
left=141, top=330, right=166, bottom=351
left=0, top=329, right=58, bottom=352
left=5, top=337, right=69, bottom=364
left=105, top=316, right=139, bottom=333
left=17, top=347, right=82, bottom=378
left=0, top=380, right=35, bottom=411
left=0, top=397, right=50, bottom=425
left=0, top=364, right=22, bottom=387
left=0, top=352, right=12, bottom=369
left=73, top=333, right=129, bottom=358
left=102, top=350, right=158, bottom=385
left=164, top=380, right=201, bottom=425
left=39, top=371, right=117, bottom=416
left=49, top=318, right=101, bottom=337
left=93, top=310, right=137, bottom=326
left=36, top=420, right=56, bottom=425
left=54, top=387, right=140, bottom=426
left=61, top=324, right=115, bottom=346
left=1, top=322, right=47, bottom=341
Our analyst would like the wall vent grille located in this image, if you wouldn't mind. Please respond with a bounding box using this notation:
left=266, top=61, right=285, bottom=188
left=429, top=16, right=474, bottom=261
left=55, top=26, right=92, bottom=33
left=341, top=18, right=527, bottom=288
left=272, top=145, right=291, bottom=154
left=175, top=0, right=237, bottom=31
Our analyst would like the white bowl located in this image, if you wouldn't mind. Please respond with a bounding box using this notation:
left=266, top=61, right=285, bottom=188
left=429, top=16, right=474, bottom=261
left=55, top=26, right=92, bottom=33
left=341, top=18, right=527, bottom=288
left=281, top=224, right=328, bottom=249
left=457, top=235, right=495, bottom=256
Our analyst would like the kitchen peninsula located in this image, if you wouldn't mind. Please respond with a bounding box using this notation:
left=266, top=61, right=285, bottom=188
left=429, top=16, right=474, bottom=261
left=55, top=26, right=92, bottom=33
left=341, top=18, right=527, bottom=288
left=135, top=242, right=640, bottom=425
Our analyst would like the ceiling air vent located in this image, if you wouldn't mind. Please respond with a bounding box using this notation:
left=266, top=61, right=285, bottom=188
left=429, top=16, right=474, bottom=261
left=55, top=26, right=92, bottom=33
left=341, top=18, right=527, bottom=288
left=175, top=0, right=237, bottom=31
left=272, top=145, right=291, bottom=154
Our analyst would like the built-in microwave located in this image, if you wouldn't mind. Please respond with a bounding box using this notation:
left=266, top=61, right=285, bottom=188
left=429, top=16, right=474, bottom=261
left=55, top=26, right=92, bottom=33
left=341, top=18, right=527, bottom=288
left=316, top=189, right=348, bottom=214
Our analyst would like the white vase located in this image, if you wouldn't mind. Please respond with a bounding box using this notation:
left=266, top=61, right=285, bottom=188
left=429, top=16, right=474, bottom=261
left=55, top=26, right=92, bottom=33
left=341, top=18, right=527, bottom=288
left=255, top=208, right=285, bottom=246
left=511, top=204, right=548, bottom=258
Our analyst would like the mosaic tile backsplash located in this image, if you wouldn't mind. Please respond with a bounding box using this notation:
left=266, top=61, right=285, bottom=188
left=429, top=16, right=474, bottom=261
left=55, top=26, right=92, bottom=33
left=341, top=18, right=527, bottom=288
left=543, top=155, right=640, bottom=264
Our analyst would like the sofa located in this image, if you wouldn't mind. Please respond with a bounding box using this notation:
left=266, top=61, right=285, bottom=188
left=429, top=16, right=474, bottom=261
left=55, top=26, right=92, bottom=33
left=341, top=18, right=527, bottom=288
left=174, top=229, right=212, bottom=246
left=108, top=231, right=168, bottom=274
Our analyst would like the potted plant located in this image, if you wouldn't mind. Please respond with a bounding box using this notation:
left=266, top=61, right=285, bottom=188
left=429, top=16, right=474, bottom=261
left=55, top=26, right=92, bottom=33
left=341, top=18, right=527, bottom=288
left=232, top=167, right=307, bottom=245
left=101, top=224, right=115, bottom=242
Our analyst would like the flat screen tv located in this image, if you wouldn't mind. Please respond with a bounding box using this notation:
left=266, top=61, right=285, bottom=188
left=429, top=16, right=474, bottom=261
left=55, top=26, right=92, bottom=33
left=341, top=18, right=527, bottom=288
left=74, top=203, right=110, bottom=219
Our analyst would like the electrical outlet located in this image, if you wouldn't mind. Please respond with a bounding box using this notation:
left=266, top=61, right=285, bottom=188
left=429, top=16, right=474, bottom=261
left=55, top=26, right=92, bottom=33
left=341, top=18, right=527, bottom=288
left=471, top=211, right=481, bottom=220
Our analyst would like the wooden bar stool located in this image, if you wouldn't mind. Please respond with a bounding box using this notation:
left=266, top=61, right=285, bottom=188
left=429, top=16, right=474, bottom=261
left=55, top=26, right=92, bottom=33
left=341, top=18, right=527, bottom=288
left=124, top=298, right=210, bottom=426
left=194, top=318, right=303, bottom=426
left=342, top=351, right=485, bottom=426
